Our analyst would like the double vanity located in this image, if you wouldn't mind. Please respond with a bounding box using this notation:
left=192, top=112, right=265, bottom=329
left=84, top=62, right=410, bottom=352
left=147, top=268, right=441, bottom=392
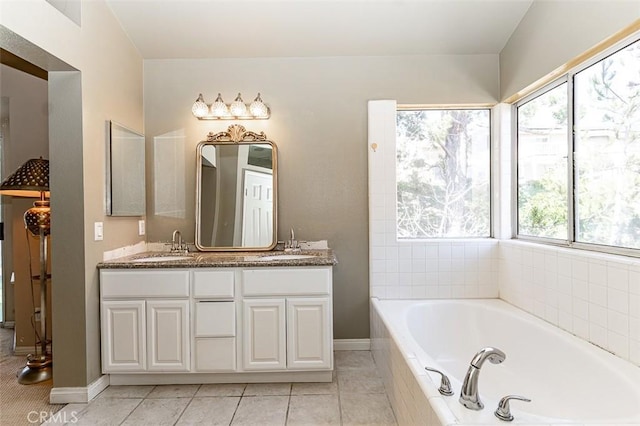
left=98, top=125, right=336, bottom=386
left=98, top=250, right=337, bottom=385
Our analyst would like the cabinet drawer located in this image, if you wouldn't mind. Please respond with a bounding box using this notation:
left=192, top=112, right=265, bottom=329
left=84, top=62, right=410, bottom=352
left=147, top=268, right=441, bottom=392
left=242, top=268, right=331, bottom=296
left=195, top=338, right=236, bottom=371
left=101, top=270, right=189, bottom=298
left=195, top=301, right=235, bottom=337
left=192, top=270, right=235, bottom=298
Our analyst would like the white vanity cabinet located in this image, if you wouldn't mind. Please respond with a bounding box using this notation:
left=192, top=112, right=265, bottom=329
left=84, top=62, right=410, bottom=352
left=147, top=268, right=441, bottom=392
left=99, top=261, right=334, bottom=383
left=100, top=270, right=191, bottom=373
left=241, top=268, right=333, bottom=371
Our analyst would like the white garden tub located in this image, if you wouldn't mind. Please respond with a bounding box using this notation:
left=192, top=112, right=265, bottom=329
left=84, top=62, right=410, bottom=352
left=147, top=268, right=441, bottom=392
left=370, top=298, right=640, bottom=425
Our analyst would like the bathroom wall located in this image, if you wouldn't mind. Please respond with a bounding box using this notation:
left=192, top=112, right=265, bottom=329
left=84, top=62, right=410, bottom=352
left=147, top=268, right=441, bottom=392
left=367, top=100, right=500, bottom=300
left=499, top=240, right=640, bottom=367
left=144, top=54, right=500, bottom=339
left=1, top=0, right=143, bottom=388
left=500, top=1, right=640, bottom=100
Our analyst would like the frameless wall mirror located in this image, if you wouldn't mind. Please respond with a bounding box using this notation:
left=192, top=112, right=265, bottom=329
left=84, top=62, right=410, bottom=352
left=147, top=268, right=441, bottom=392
left=106, top=120, right=146, bottom=216
left=196, top=125, right=278, bottom=251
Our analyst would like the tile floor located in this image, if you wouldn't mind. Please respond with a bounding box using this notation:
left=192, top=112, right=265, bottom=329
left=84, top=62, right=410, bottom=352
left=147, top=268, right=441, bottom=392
left=45, top=351, right=397, bottom=426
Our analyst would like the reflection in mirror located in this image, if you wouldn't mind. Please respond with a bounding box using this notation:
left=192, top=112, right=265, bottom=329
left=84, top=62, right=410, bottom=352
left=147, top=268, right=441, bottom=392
left=196, top=125, right=277, bottom=251
left=107, top=121, right=145, bottom=216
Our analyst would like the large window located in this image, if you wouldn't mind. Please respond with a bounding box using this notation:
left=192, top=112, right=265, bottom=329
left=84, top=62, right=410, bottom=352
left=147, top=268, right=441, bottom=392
left=517, top=37, right=640, bottom=253
left=396, top=109, right=491, bottom=238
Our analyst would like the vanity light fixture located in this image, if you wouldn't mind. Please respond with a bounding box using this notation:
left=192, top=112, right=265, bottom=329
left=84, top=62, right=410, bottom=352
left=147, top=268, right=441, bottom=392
left=191, top=92, right=270, bottom=120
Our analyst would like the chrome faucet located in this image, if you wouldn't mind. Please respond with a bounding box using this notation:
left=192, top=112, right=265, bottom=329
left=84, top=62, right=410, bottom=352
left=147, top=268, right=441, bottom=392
left=284, top=227, right=301, bottom=252
left=459, top=347, right=506, bottom=410
left=170, top=230, right=188, bottom=253
left=494, top=395, right=531, bottom=422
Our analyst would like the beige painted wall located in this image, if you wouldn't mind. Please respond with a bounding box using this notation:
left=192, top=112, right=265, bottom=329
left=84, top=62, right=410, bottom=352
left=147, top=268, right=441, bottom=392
left=144, top=54, right=500, bottom=339
left=0, top=65, right=49, bottom=346
left=500, top=1, right=640, bottom=100
left=0, top=0, right=143, bottom=387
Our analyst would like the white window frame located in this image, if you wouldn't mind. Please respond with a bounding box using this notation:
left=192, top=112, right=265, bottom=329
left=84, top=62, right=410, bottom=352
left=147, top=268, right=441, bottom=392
left=514, top=33, right=640, bottom=258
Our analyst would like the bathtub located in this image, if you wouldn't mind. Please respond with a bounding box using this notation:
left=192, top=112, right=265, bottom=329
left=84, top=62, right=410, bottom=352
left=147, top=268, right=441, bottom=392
left=370, top=298, right=640, bottom=425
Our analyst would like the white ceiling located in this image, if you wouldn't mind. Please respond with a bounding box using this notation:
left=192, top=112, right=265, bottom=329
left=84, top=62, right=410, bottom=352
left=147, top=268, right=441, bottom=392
left=105, top=0, right=534, bottom=59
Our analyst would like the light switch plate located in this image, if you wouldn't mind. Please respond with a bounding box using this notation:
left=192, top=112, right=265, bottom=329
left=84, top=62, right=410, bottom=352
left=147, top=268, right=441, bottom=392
left=138, top=220, right=145, bottom=236
left=94, top=222, right=104, bottom=241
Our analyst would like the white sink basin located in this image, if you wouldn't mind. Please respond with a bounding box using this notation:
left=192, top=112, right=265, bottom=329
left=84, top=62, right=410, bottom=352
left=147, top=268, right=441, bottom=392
left=258, top=254, right=316, bottom=261
left=134, top=256, right=192, bottom=262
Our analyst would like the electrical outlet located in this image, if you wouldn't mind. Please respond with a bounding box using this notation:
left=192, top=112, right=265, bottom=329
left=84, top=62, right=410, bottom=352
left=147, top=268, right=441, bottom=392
left=35, top=308, right=41, bottom=322
left=138, top=220, right=145, bottom=236
left=94, top=222, right=104, bottom=241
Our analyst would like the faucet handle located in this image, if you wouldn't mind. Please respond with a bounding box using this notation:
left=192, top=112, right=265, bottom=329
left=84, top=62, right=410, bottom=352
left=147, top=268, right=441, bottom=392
left=424, top=366, right=454, bottom=396
left=494, top=395, right=531, bottom=422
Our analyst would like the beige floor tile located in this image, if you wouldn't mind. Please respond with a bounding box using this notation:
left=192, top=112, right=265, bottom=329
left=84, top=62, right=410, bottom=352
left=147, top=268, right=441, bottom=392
left=72, top=398, right=142, bottom=426
left=286, top=394, right=341, bottom=425
left=196, top=383, right=247, bottom=397
left=121, top=398, right=190, bottom=426
left=230, top=395, right=289, bottom=426
left=340, top=393, right=397, bottom=426
left=337, top=369, right=385, bottom=394
left=42, top=404, right=88, bottom=425
left=97, top=385, right=155, bottom=399
left=335, top=351, right=377, bottom=370
left=176, top=396, right=240, bottom=425
left=147, top=384, right=200, bottom=398
left=243, top=382, right=291, bottom=396
left=291, top=380, right=338, bottom=395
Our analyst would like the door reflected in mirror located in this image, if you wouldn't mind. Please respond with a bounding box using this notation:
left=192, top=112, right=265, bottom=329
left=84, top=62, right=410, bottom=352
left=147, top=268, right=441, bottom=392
left=196, top=126, right=277, bottom=251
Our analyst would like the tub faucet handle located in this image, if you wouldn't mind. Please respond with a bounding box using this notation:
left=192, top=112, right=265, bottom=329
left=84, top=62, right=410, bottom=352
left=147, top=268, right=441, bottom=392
left=424, top=366, right=454, bottom=396
left=494, top=395, right=531, bottom=422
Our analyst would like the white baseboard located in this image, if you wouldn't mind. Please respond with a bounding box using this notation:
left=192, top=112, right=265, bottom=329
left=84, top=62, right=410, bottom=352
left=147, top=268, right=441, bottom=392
left=14, top=345, right=34, bottom=356
left=333, top=338, right=370, bottom=351
left=50, top=374, right=110, bottom=404
left=1, top=321, right=15, bottom=328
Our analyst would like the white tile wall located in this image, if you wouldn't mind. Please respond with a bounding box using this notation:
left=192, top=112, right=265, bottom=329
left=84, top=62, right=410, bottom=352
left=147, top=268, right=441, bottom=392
left=370, top=301, right=444, bottom=426
left=368, top=101, right=638, bottom=368
left=368, top=100, right=499, bottom=300
left=499, top=239, right=640, bottom=367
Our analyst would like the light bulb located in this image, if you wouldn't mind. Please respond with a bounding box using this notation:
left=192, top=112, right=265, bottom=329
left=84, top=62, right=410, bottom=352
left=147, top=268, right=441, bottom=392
left=249, top=93, right=269, bottom=118
left=191, top=94, right=209, bottom=118
left=210, top=93, right=229, bottom=117
left=230, top=93, right=248, bottom=117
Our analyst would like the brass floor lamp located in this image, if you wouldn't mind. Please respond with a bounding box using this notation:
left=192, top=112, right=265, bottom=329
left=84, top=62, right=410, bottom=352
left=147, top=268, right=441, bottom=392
left=0, top=157, right=52, bottom=384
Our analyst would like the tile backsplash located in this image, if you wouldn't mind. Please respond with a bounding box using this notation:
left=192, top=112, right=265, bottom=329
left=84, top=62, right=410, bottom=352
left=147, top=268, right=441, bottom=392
left=499, top=239, right=640, bottom=367
left=369, top=240, right=499, bottom=300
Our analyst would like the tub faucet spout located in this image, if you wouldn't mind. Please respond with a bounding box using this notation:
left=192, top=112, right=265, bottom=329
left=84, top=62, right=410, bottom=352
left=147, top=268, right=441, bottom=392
left=459, top=347, right=506, bottom=410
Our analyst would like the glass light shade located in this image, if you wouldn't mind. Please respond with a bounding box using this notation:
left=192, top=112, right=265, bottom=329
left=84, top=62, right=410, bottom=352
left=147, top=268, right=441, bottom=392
left=249, top=93, right=269, bottom=118
left=230, top=93, right=248, bottom=117
left=191, top=94, right=209, bottom=118
left=211, top=93, right=230, bottom=117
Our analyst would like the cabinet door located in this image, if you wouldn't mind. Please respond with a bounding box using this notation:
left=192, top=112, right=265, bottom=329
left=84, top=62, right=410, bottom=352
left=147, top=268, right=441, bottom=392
left=287, top=298, right=332, bottom=369
left=242, top=299, right=286, bottom=370
left=101, top=300, right=146, bottom=373
left=147, top=300, right=190, bottom=371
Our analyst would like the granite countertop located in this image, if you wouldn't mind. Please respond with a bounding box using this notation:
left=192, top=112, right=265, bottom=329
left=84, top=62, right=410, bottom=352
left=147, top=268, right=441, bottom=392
left=97, top=249, right=338, bottom=269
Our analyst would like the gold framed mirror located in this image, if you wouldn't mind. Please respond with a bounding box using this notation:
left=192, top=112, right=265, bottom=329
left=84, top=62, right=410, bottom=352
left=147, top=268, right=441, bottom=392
left=195, top=125, right=278, bottom=251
